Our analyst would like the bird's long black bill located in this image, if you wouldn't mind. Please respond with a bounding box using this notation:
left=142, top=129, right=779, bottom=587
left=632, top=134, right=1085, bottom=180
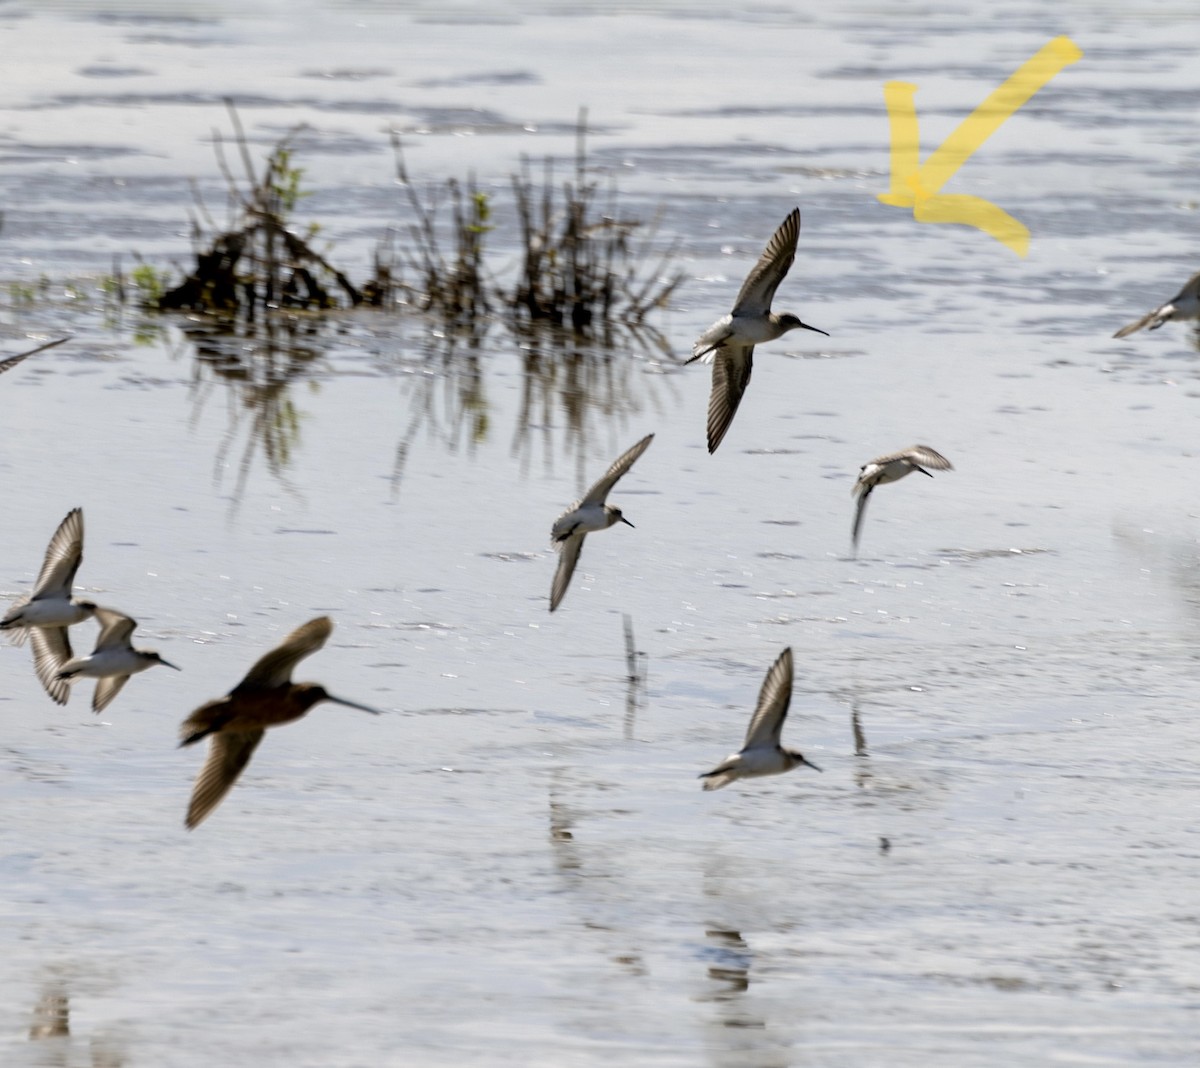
left=329, top=694, right=384, bottom=715
left=619, top=516, right=635, bottom=528
left=161, top=659, right=182, bottom=671
left=802, top=757, right=823, bottom=772
left=800, top=322, right=830, bottom=337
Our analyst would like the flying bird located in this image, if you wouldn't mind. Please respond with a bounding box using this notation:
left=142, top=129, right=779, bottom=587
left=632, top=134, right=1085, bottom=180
left=1113, top=271, right=1200, bottom=338
left=700, top=647, right=822, bottom=790
left=1, top=507, right=97, bottom=704
left=852, top=445, right=953, bottom=553
left=179, top=616, right=381, bottom=830
left=56, top=607, right=179, bottom=713
left=550, top=433, right=654, bottom=612
left=689, top=208, right=828, bottom=453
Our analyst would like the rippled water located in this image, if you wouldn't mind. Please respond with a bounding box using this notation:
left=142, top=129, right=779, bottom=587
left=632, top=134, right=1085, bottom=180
left=3, top=2, right=1200, bottom=1065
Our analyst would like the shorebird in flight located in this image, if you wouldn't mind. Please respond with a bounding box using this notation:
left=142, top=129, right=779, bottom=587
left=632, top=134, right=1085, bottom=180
left=1, top=508, right=97, bottom=705
left=179, top=616, right=381, bottom=829
left=549, top=433, right=654, bottom=612
left=700, top=647, right=822, bottom=790
left=1113, top=271, right=1200, bottom=339
left=852, top=445, right=953, bottom=554
left=689, top=208, right=828, bottom=453
left=56, top=606, right=180, bottom=714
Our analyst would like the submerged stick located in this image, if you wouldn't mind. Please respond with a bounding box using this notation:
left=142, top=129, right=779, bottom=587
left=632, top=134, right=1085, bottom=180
left=0, top=336, right=68, bottom=376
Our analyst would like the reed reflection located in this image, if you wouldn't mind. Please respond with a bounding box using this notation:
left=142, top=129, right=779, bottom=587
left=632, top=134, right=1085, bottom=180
left=176, top=308, right=679, bottom=509
left=510, top=322, right=678, bottom=488
left=390, top=322, right=489, bottom=498
left=181, top=315, right=325, bottom=511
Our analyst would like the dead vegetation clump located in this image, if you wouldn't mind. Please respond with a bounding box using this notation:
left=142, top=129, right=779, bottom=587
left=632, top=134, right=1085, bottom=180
left=507, top=114, right=683, bottom=331
left=157, top=102, right=377, bottom=318
left=153, top=105, right=680, bottom=340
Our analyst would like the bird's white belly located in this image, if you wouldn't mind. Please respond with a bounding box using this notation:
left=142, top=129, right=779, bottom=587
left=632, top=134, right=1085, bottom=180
left=730, top=747, right=791, bottom=778
left=552, top=502, right=610, bottom=540
left=67, top=649, right=147, bottom=679
left=727, top=313, right=783, bottom=345
left=4, top=599, right=88, bottom=629
left=864, top=460, right=914, bottom=487
left=1174, top=289, right=1200, bottom=321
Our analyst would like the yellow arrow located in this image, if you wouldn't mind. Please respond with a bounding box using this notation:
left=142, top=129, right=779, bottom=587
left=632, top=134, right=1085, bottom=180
left=879, top=35, right=1084, bottom=257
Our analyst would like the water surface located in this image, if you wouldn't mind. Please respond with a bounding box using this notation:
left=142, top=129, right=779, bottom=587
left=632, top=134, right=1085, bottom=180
left=3, top=2, right=1200, bottom=1065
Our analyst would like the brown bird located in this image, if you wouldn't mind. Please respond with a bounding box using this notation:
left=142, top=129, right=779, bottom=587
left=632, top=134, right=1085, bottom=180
left=179, top=616, right=382, bottom=830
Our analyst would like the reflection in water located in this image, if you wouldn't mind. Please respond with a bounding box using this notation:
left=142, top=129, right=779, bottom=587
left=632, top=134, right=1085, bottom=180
left=388, top=318, right=677, bottom=496
left=832, top=682, right=872, bottom=787
left=181, top=315, right=326, bottom=511
left=545, top=770, right=650, bottom=980
left=29, top=983, right=69, bottom=1039
left=548, top=774, right=581, bottom=875
left=174, top=307, right=678, bottom=508
left=390, top=323, right=489, bottom=498
left=623, top=613, right=647, bottom=741
left=697, top=858, right=791, bottom=1061
left=1114, top=522, right=1200, bottom=636
left=696, top=927, right=791, bottom=1067
left=850, top=695, right=867, bottom=757
left=700, top=928, right=751, bottom=999
left=509, top=323, right=678, bottom=486
left=27, top=980, right=126, bottom=1067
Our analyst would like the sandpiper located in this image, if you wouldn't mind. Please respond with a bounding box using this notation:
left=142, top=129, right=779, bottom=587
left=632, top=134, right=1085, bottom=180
left=688, top=208, right=828, bottom=453
left=179, top=616, right=381, bottom=830
left=852, top=445, right=953, bottom=553
left=700, top=647, right=822, bottom=790
left=1, top=508, right=97, bottom=705
left=56, top=606, right=179, bottom=714
left=550, top=433, right=654, bottom=612
left=1113, top=271, right=1200, bottom=338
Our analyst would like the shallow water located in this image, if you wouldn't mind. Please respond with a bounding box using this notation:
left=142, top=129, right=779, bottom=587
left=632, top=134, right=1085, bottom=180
left=3, top=2, right=1200, bottom=1065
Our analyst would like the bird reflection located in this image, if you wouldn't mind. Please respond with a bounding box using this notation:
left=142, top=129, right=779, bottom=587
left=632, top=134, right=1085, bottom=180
left=696, top=928, right=790, bottom=1066
left=623, top=613, right=647, bottom=740
left=833, top=681, right=873, bottom=788
left=27, top=981, right=125, bottom=1067
left=700, top=928, right=751, bottom=999
left=851, top=694, right=867, bottom=757
left=29, top=983, right=69, bottom=1040
left=180, top=315, right=325, bottom=512
left=1114, top=521, right=1200, bottom=634
left=548, top=777, right=582, bottom=875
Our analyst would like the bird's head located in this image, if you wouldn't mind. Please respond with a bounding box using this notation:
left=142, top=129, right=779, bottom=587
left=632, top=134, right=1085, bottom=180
left=785, top=749, right=822, bottom=773
left=296, top=683, right=383, bottom=716
left=146, top=651, right=181, bottom=671
left=778, top=313, right=829, bottom=338
left=608, top=506, right=635, bottom=529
